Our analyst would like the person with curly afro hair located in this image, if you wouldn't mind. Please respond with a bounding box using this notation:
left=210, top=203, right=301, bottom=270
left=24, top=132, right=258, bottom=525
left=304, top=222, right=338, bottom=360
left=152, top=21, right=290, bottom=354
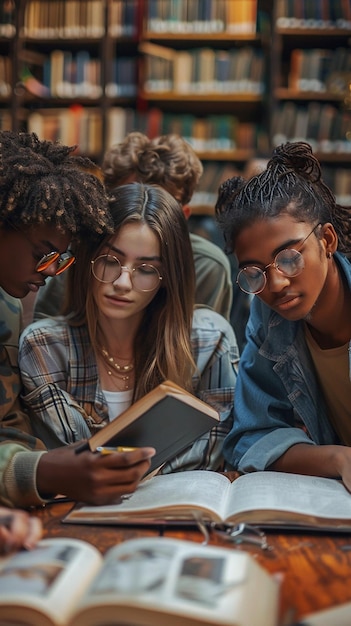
left=0, top=131, right=155, bottom=513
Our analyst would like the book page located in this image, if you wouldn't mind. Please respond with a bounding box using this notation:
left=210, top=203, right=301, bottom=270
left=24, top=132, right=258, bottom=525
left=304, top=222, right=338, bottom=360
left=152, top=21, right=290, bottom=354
left=65, top=470, right=232, bottom=524
left=71, top=537, right=279, bottom=626
left=0, top=538, right=102, bottom=626
left=225, top=472, right=351, bottom=527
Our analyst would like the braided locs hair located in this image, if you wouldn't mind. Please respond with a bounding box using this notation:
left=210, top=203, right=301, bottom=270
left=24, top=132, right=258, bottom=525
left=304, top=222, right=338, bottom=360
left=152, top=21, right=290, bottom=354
left=0, top=131, right=113, bottom=238
left=215, top=141, right=351, bottom=255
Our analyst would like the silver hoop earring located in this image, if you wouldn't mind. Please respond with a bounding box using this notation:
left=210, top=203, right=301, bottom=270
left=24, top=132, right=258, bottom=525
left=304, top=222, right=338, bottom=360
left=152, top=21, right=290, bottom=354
left=327, top=252, right=332, bottom=259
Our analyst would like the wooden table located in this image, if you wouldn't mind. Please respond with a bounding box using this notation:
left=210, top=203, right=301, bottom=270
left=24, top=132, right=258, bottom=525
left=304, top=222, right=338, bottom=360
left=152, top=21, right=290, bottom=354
left=33, top=499, right=351, bottom=625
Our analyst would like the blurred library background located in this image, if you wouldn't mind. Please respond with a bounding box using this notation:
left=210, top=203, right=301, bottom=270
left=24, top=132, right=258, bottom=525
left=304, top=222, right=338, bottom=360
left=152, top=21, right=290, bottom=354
left=1, top=0, right=351, bottom=345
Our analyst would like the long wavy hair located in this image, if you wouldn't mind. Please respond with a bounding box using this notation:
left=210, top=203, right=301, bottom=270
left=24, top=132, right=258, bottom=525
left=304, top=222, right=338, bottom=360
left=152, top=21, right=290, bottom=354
left=64, top=183, right=196, bottom=398
left=215, top=141, right=351, bottom=256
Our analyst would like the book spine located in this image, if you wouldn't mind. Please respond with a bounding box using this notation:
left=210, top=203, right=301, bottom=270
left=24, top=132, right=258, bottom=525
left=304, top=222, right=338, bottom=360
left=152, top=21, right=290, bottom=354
left=226, top=0, right=257, bottom=34
left=106, top=107, right=128, bottom=150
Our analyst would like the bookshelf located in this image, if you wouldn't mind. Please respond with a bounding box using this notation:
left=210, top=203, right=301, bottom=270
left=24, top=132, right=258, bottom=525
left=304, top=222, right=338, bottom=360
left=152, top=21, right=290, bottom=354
left=0, top=0, right=17, bottom=131
left=9, top=0, right=141, bottom=161
left=1, top=0, right=351, bottom=210
left=138, top=0, right=270, bottom=212
left=271, top=0, right=351, bottom=203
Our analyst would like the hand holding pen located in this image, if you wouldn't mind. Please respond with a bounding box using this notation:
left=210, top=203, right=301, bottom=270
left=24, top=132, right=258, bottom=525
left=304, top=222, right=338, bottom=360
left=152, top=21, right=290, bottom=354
left=36, top=442, right=156, bottom=506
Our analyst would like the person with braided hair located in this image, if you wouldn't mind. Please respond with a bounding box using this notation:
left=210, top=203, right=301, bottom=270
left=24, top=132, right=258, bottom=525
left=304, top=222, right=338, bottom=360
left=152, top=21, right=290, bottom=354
left=215, top=140, right=351, bottom=490
left=0, top=130, right=155, bottom=513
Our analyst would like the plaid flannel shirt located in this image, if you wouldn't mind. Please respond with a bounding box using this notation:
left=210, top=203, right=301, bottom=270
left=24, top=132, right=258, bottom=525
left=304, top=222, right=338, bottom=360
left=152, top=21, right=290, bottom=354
left=19, top=307, right=238, bottom=481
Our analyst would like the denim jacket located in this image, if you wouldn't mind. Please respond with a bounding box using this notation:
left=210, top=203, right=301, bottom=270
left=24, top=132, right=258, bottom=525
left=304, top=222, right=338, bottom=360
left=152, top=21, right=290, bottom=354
left=223, top=252, right=351, bottom=472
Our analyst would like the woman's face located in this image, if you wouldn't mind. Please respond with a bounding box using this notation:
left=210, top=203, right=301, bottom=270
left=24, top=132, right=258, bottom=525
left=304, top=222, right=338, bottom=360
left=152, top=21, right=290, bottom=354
left=234, top=215, right=333, bottom=322
left=92, top=222, right=163, bottom=325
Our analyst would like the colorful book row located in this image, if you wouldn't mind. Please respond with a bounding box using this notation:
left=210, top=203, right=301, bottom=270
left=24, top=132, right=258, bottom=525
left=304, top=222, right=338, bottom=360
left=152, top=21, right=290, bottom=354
left=288, top=47, right=351, bottom=93
left=105, top=107, right=267, bottom=152
left=25, top=104, right=351, bottom=205
left=146, top=0, right=258, bottom=35
left=272, top=101, right=351, bottom=152
left=25, top=106, right=266, bottom=155
left=22, top=0, right=139, bottom=39
left=20, top=51, right=138, bottom=100
left=140, top=43, right=265, bottom=94
left=276, top=0, right=351, bottom=28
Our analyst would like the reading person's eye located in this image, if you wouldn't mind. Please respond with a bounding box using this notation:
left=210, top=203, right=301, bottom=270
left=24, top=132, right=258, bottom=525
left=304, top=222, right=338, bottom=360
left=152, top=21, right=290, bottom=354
left=244, top=266, right=262, bottom=279
left=105, top=255, right=118, bottom=266
left=137, top=265, right=156, bottom=275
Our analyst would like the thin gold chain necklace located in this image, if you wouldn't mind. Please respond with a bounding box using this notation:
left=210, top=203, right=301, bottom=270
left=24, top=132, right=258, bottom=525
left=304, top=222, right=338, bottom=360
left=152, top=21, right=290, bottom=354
left=99, top=346, right=134, bottom=376
left=98, top=349, right=134, bottom=390
left=101, top=361, right=133, bottom=390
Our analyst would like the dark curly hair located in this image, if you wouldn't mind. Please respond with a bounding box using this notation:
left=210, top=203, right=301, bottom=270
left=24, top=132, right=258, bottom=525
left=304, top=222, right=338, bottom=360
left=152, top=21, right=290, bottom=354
left=0, top=131, right=113, bottom=238
left=215, top=141, right=351, bottom=255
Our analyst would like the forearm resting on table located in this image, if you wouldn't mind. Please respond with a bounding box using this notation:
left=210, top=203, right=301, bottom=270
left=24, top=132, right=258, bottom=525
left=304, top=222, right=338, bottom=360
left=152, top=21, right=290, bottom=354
left=270, top=443, right=351, bottom=489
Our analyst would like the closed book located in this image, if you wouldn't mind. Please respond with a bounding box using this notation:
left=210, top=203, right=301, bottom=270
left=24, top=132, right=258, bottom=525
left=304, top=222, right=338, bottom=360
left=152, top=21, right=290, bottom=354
left=75, top=380, right=219, bottom=475
left=50, top=50, right=65, bottom=98
left=226, top=0, right=257, bottom=34
left=75, top=50, right=91, bottom=97
left=173, top=50, right=193, bottom=93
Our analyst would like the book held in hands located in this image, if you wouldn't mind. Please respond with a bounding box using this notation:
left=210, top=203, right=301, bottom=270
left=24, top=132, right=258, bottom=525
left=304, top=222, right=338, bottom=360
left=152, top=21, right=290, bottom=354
left=0, top=536, right=279, bottom=626
left=76, top=380, right=219, bottom=475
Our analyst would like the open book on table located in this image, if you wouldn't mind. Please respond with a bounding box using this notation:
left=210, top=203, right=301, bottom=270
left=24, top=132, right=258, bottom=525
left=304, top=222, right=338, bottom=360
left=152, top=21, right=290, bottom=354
left=75, top=379, right=219, bottom=476
left=0, top=536, right=279, bottom=626
left=65, top=470, right=351, bottom=531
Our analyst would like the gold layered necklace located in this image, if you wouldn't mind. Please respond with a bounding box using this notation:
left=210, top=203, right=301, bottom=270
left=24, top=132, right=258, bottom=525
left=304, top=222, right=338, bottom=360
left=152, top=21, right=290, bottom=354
left=99, top=346, right=134, bottom=390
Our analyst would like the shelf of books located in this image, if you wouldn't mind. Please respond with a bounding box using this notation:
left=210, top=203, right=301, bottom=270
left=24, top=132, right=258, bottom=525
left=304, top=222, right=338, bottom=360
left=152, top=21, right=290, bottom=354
left=145, top=0, right=260, bottom=35
left=1, top=0, right=350, bottom=209
left=271, top=0, right=351, bottom=204
left=138, top=0, right=269, bottom=212
left=0, top=0, right=16, bottom=131
left=10, top=0, right=141, bottom=161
